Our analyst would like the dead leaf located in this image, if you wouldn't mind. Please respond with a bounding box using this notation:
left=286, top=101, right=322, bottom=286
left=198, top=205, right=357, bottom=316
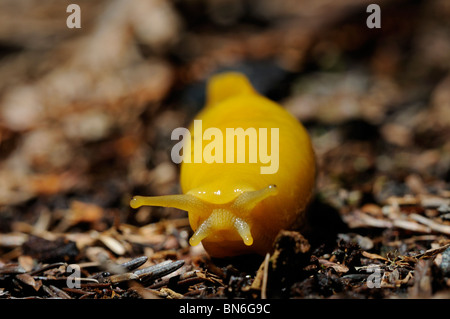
left=16, top=273, right=42, bottom=291
left=362, top=251, right=387, bottom=261
left=318, top=259, right=349, bottom=273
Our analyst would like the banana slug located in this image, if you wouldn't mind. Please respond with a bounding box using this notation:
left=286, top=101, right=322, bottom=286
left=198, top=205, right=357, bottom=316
left=130, top=72, right=316, bottom=257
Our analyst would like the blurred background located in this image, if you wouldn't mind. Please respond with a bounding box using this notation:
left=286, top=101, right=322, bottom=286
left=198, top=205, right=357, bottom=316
left=0, top=0, right=449, bottom=249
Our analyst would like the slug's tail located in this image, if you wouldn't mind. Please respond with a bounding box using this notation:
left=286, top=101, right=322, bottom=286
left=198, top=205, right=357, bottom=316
left=130, top=184, right=278, bottom=248
left=206, top=72, right=256, bottom=107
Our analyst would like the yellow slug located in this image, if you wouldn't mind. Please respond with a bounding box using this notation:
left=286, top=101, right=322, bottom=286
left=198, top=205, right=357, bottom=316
left=130, top=72, right=316, bottom=258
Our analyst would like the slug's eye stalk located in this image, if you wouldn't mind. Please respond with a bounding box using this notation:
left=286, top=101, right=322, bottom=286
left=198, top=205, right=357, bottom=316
left=130, top=184, right=278, bottom=248
left=231, top=184, right=278, bottom=212
left=130, top=194, right=206, bottom=212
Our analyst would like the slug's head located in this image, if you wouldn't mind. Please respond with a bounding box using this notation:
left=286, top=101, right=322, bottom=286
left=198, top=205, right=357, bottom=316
left=130, top=184, right=278, bottom=248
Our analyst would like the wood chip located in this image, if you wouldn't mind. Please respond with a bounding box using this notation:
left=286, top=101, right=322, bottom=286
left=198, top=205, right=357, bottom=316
left=409, top=213, right=450, bottom=235
left=128, top=282, right=161, bottom=299
left=160, top=287, right=183, bottom=299
left=99, top=235, right=126, bottom=255
left=419, top=195, right=450, bottom=208
left=361, top=203, right=383, bottom=217
left=409, top=260, right=432, bottom=298
left=16, top=274, right=40, bottom=291
left=29, top=262, right=66, bottom=276
left=343, top=210, right=393, bottom=228
left=0, top=233, right=28, bottom=247
left=133, top=260, right=172, bottom=278
left=392, top=218, right=432, bottom=233
left=119, top=256, right=148, bottom=271
left=414, top=243, right=450, bottom=260
left=385, top=195, right=418, bottom=206
left=148, top=270, right=206, bottom=289
left=0, top=264, right=26, bottom=274
left=134, top=260, right=185, bottom=282
left=261, top=253, right=270, bottom=299
left=48, top=285, right=72, bottom=299
left=18, top=255, right=35, bottom=272
left=109, top=272, right=139, bottom=284
left=251, top=257, right=266, bottom=291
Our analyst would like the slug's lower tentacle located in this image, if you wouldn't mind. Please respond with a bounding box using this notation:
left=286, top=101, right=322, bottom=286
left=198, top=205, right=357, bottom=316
left=234, top=217, right=253, bottom=246
left=189, top=217, right=212, bottom=246
left=189, top=208, right=254, bottom=246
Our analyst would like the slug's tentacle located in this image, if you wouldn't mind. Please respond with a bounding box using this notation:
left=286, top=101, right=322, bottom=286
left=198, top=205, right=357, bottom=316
left=189, top=209, right=228, bottom=246
left=189, top=185, right=276, bottom=247
left=189, top=209, right=254, bottom=246
left=234, top=217, right=253, bottom=246
left=189, top=217, right=212, bottom=246
left=130, top=194, right=205, bottom=212
left=131, top=184, right=277, bottom=248
left=232, top=184, right=278, bottom=212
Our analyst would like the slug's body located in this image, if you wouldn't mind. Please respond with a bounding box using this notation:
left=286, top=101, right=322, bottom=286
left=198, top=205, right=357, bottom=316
left=131, top=72, right=316, bottom=257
